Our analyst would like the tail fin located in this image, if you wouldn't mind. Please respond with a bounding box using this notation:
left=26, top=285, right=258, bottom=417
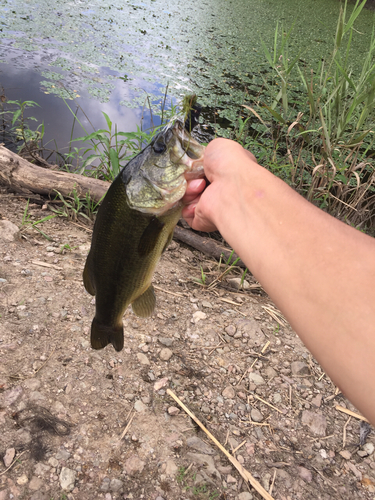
left=90, top=317, right=124, bottom=352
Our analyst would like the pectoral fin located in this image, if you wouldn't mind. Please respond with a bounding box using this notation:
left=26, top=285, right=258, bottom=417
left=138, top=216, right=165, bottom=257
left=131, top=285, right=156, bottom=317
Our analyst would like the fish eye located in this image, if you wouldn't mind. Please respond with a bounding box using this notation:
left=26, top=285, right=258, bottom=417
left=153, top=140, right=166, bottom=154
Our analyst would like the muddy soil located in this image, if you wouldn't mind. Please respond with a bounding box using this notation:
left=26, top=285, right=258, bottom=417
left=0, top=191, right=374, bottom=500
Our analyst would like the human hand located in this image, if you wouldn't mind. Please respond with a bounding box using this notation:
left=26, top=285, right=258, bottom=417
left=182, top=138, right=257, bottom=232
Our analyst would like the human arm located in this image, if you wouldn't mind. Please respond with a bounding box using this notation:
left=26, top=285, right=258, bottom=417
left=182, top=138, right=375, bottom=425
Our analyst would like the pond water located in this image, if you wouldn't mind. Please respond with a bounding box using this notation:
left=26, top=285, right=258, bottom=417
left=0, top=0, right=373, bottom=155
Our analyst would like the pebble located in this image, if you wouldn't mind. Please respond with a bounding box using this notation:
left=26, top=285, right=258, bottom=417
left=59, top=467, right=76, bottom=491
left=124, top=455, right=145, bottom=475
left=167, top=406, right=180, bottom=415
left=134, top=400, right=147, bottom=413
left=249, top=372, right=265, bottom=386
left=273, top=393, right=282, bottom=404
left=56, top=448, right=71, bottom=460
left=297, top=466, right=313, bottom=482
left=165, top=459, right=178, bottom=476
left=225, top=325, right=236, bottom=336
left=16, top=474, right=28, bottom=485
left=186, top=436, right=214, bottom=455
left=301, top=410, right=327, bottom=436
left=363, top=443, right=375, bottom=456
left=154, top=378, right=169, bottom=391
left=237, top=493, right=253, bottom=500
left=159, top=348, right=173, bottom=361
left=109, top=478, right=123, bottom=492
left=192, top=311, right=207, bottom=323
left=159, top=337, right=173, bottom=347
left=0, top=220, right=20, bottom=241
left=29, top=477, right=43, bottom=491
left=339, top=450, right=351, bottom=460
left=250, top=408, right=264, bottom=422
left=3, top=448, right=15, bottom=468
left=291, top=361, right=310, bottom=376
left=311, top=394, right=323, bottom=407
left=227, top=278, right=250, bottom=290
left=222, top=385, right=235, bottom=399
left=137, top=353, right=150, bottom=365
left=263, top=366, right=278, bottom=379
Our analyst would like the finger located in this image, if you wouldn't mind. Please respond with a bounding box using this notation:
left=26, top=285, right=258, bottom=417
left=182, top=178, right=206, bottom=205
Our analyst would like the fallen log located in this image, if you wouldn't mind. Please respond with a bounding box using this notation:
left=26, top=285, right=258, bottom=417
left=174, top=226, right=247, bottom=269
left=0, top=146, right=109, bottom=203
left=0, top=146, right=245, bottom=267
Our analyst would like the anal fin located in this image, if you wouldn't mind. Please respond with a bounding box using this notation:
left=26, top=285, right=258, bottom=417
left=131, top=285, right=156, bottom=318
left=91, top=317, right=124, bottom=352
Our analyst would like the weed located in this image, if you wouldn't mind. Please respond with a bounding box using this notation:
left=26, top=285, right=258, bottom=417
left=176, top=466, right=220, bottom=498
left=193, top=266, right=207, bottom=286
left=21, top=199, right=56, bottom=241
left=253, top=0, right=375, bottom=230
left=51, top=189, right=101, bottom=221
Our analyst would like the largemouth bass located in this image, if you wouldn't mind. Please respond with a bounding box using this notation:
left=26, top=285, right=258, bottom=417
left=83, top=118, right=205, bottom=351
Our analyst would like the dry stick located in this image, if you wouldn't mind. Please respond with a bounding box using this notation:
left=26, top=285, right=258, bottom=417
left=30, top=260, right=63, bottom=270
left=335, top=405, right=369, bottom=423
left=253, top=394, right=283, bottom=414
left=0, top=450, right=27, bottom=476
left=69, top=221, right=93, bottom=232
left=167, top=389, right=275, bottom=500
left=269, top=469, right=277, bottom=497
left=232, top=439, right=247, bottom=455
left=153, top=285, right=185, bottom=298
left=120, top=413, right=135, bottom=441
left=33, top=348, right=56, bottom=376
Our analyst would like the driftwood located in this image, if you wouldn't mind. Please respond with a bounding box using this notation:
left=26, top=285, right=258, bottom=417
left=0, top=146, right=244, bottom=266
left=0, top=146, right=108, bottom=203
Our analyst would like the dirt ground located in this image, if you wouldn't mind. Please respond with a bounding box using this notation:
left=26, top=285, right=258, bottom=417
left=0, top=189, right=374, bottom=500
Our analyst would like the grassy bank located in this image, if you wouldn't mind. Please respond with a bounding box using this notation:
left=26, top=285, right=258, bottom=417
left=1, top=0, right=374, bottom=232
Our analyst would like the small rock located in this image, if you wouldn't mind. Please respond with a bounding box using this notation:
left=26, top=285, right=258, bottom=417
left=59, top=467, right=76, bottom=491
left=273, top=393, right=282, bottom=404
left=134, top=400, right=147, bottom=413
left=16, top=474, right=28, bottom=485
left=291, top=361, right=310, bottom=376
left=227, top=278, right=250, bottom=290
left=249, top=372, right=265, bottom=386
left=137, top=353, right=150, bottom=365
left=3, top=448, right=15, bottom=468
left=159, top=348, right=173, bottom=361
left=237, top=493, right=253, bottom=500
left=363, top=443, right=375, bottom=456
left=48, top=457, right=59, bottom=468
left=2, top=386, right=23, bottom=405
left=227, top=474, right=237, bottom=483
left=202, top=301, right=212, bottom=308
left=55, top=448, right=71, bottom=460
left=250, top=408, right=263, bottom=422
left=109, top=478, right=123, bottom=492
left=167, top=406, right=180, bottom=416
left=186, top=453, right=221, bottom=479
left=301, top=410, right=327, bottom=436
left=0, top=220, right=20, bottom=241
left=222, top=385, right=236, bottom=399
left=154, top=378, right=169, bottom=391
left=339, top=450, right=351, bottom=460
left=298, top=466, right=313, bottom=482
left=165, top=459, right=178, bottom=476
left=159, top=337, right=173, bottom=347
left=29, top=476, right=43, bottom=491
left=311, top=394, right=323, bottom=408
left=192, top=311, right=207, bottom=324
left=124, top=455, right=145, bottom=475
left=264, top=366, right=278, bottom=379
left=225, top=325, right=236, bottom=336
left=186, top=436, right=214, bottom=455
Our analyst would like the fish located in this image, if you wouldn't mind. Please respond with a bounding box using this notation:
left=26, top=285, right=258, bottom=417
left=83, top=118, right=205, bottom=351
